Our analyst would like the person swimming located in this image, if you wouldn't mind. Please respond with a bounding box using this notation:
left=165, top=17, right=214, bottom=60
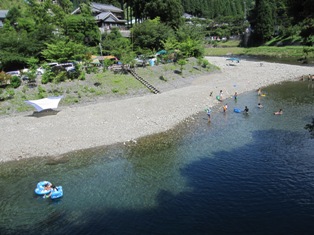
left=43, top=184, right=58, bottom=198
left=274, top=109, right=283, bottom=115
left=258, top=103, right=263, bottom=108
left=44, top=182, right=52, bottom=191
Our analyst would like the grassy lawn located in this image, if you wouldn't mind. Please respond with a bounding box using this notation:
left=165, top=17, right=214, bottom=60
left=205, top=47, right=245, bottom=56
left=205, top=45, right=313, bottom=60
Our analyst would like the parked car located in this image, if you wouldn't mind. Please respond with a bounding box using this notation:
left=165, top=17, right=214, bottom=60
left=21, top=68, right=30, bottom=73
left=58, top=62, right=75, bottom=71
left=134, top=55, right=149, bottom=67
left=6, top=71, right=21, bottom=77
left=21, top=75, right=29, bottom=81
left=36, top=62, right=58, bottom=75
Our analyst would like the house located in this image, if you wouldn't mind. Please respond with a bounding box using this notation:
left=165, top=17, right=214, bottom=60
left=0, top=10, right=9, bottom=28
left=72, top=2, right=129, bottom=36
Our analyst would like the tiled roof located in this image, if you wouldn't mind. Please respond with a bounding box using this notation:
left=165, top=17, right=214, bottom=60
left=91, top=2, right=123, bottom=13
left=95, top=12, right=126, bottom=23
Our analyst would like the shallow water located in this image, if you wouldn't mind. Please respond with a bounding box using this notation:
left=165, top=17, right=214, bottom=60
left=0, top=80, right=314, bottom=235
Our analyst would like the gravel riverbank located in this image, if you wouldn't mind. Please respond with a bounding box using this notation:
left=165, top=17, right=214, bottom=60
left=0, top=56, right=312, bottom=163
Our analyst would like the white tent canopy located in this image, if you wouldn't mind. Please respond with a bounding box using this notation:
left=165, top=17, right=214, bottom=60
left=25, top=96, right=63, bottom=112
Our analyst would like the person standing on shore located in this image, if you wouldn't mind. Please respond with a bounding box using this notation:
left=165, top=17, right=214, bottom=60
left=234, top=92, right=238, bottom=101
left=206, top=108, right=212, bottom=122
left=257, top=88, right=262, bottom=96
left=219, top=90, right=223, bottom=100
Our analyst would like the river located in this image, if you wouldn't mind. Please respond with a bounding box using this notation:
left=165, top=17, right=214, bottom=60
left=0, top=79, right=314, bottom=235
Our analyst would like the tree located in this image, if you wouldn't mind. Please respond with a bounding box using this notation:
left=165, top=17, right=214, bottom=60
left=5, top=7, right=22, bottom=26
left=178, top=37, right=204, bottom=58
left=0, top=28, right=39, bottom=70
left=143, top=0, right=184, bottom=28
left=100, top=28, right=135, bottom=64
left=63, top=15, right=100, bottom=46
left=131, top=17, right=174, bottom=51
left=41, top=39, right=87, bottom=62
left=249, top=0, right=274, bottom=45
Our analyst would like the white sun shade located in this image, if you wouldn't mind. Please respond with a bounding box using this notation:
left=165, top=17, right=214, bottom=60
left=25, top=96, right=63, bottom=112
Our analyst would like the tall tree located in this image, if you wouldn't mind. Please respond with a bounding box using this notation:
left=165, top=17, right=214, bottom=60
left=249, top=0, right=274, bottom=45
left=131, top=17, right=174, bottom=51
left=144, top=0, right=183, bottom=28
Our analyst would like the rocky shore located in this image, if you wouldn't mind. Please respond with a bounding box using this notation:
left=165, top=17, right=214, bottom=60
left=0, top=56, right=312, bottom=163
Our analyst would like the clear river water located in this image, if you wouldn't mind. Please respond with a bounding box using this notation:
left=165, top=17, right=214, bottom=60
left=1, top=79, right=314, bottom=235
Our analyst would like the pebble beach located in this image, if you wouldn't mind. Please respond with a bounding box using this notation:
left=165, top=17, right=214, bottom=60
left=0, top=56, right=313, bottom=163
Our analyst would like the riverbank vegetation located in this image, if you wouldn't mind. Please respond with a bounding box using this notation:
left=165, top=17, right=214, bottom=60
left=0, top=0, right=313, bottom=115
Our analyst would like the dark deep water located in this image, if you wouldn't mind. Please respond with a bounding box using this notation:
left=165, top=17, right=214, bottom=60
left=0, top=80, right=314, bottom=235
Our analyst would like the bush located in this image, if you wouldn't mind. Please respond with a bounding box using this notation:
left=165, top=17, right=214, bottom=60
left=0, top=88, right=13, bottom=101
left=53, top=71, right=67, bottom=83
left=41, top=76, right=49, bottom=84
left=37, top=85, right=47, bottom=99
left=177, top=59, right=187, bottom=73
left=0, top=72, right=11, bottom=86
left=6, top=88, right=15, bottom=99
left=10, top=76, right=21, bottom=88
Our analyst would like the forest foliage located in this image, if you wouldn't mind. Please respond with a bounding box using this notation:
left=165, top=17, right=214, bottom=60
left=0, top=0, right=313, bottom=73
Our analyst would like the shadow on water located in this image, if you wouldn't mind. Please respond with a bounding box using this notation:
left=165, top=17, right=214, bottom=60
left=2, top=128, right=314, bottom=235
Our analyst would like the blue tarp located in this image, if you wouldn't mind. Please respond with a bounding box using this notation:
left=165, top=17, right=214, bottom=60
left=156, top=50, right=167, bottom=55
left=226, top=57, right=240, bottom=63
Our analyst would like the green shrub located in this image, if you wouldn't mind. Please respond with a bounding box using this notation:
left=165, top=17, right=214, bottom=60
left=6, top=88, right=15, bottom=98
left=201, top=59, right=209, bottom=68
left=78, top=72, right=86, bottom=80
left=111, top=88, right=119, bottom=93
left=0, top=72, right=11, bottom=86
left=37, top=85, right=47, bottom=99
left=177, top=59, right=187, bottom=72
left=53, top=71, right=67, bottom=83
left=10, top=76, right=21, bottom=88
left=41, top=75, right=49, bottom=84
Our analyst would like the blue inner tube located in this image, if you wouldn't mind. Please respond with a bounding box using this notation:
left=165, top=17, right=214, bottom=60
left=51, top=186, right=63, bottom=199
left=234, top=108, right=241, bottom=113
left=34, top=181, right=51, bottom=195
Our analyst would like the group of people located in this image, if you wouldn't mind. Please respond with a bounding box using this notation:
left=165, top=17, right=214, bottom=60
left=43, top=182, right=58, bottom=198
left=206, top=88, right=283, bottom=122
left=257, top=88, right=283, bottom=115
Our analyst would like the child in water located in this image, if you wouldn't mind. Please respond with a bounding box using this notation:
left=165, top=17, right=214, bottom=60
left=244, top=106, right=249, bottom=113
left=223, top=104, right=228, bottom=113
